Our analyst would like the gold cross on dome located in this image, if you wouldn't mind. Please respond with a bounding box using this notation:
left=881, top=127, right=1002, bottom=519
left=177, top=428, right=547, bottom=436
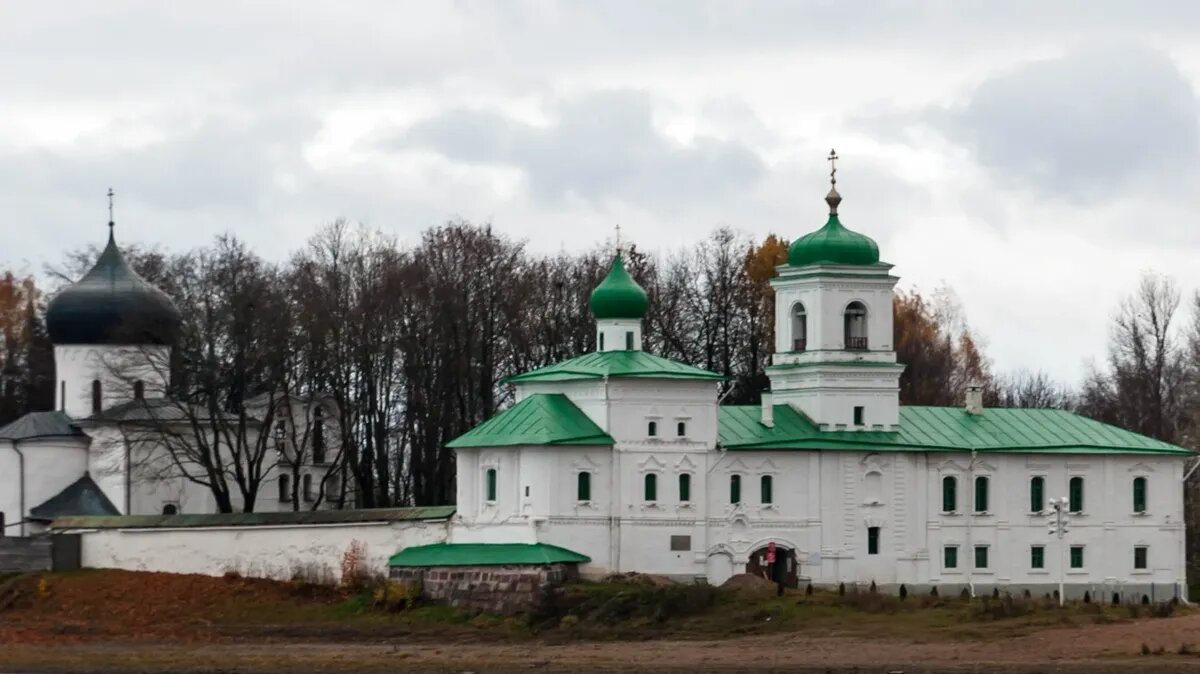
left=827, top=149, right=838, bottom=187
left=614, top=223, right=623, bottom=256
left=107, top=187, right=115, bottom=227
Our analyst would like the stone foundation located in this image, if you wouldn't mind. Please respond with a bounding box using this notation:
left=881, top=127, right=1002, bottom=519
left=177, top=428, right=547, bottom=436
left=390, top=563, right=579, bottom=614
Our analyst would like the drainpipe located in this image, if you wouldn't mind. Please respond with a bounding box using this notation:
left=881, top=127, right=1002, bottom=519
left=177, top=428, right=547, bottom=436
left=124, top=429, right=132, bottom=515
left=13, top=439, right=25, bottom=537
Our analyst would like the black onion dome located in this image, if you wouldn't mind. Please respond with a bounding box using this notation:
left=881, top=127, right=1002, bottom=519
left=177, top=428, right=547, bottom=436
left=46, top=230, right=180, bottom=345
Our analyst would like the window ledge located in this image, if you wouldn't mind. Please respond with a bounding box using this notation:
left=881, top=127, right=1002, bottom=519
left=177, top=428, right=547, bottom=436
left=483, top=500, right=497, bottom=506
left=761, top=504, right=777, bottom=510
left=942, top=569, right=961, bottom=575
left=1132, top=511, right=1151, bottom=517
left=972, top=511, right=992, bottom=517
left=973, top=569, right=994, bottom=575
left=1131, top=570, right=1152, bottom=576
left=1028, top=570, right=1050, bottom=575
left=1066, top=570, right=1088, bottom=575
left=575, top=500, right=593, bottom=507
left=941, top=511, right=959, bottom=517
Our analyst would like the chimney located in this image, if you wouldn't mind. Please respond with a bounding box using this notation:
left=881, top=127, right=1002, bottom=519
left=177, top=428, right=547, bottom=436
left=761, top=392, right=774, bottom=428
left=965, top=381, right=984, bottom=415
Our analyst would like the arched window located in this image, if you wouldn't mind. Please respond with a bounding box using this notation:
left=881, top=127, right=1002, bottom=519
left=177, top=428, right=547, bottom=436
left=313, top=407, right=326, bottom=464
left=730, top=474, right=742, bottom=504
left=161, top=503, right=178, bottom=515
left=678, top=474, right=691, bottom=502
left=1030, top=476, right=1045, bottom=512
left=941, top=476, right=957, bottom=513
left=625, top=331, right=634, bottom=350
left=844, top=301, right=868, bottom=350
left=760, top=475, right=773, bottom=504
left=974, top=476, right=989, bottom=513
left=792, top=302, right=807, bottom=351
left=485, top=468, right=497, bottom=502
left=91, top=379, right=102, bottom=415
left=643, top=473, right=657, bottom=502
left=133, top=380, right=145, bottom=400
left=648, top=421, right=658, bottom=437
left=1069, top=476, right=1084, bottom=513
left=577, top=472, right=591, bottom=501
left=676, top=422, right=686, bottom=437
left=302, top=474, right=314, bottom=502
left=1133, top=477, right=1147, bottom=514
left=279, top=474, right=291, bottom=501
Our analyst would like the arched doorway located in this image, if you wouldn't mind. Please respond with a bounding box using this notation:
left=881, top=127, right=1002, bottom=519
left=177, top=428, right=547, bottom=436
left=746, top=543, right=798, bottom=587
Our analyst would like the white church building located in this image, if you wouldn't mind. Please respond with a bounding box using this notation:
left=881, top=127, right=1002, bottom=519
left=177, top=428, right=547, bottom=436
left=443, top=179, right=1194, bottom=598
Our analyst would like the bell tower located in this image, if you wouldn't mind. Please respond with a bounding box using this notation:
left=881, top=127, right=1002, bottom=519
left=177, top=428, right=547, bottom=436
left=766, top=152, right=904, bottom=431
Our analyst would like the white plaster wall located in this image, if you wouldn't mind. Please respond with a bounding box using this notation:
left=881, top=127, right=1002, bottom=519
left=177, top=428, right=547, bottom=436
left=596, top=319, right=642, bottom=352
left=0, top=441, right=21, bottom=534
left=54, top=345, right=170, bottom=418
left=770, top=269, right=898, bottom=355
left=73, top=520, right=450, bottom=582
left=14, top=438, right=90, bottom=522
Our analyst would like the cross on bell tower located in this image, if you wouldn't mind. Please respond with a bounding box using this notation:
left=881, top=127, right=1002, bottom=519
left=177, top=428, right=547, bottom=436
left=107, top=188, right=115, bottom=230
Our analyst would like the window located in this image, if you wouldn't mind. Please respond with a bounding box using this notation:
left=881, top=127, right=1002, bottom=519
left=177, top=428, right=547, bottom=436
left=853, top=406, right=864, bottom=426
left=941, top=476, right=957, bottom=513
left=670, top=535, right=691, bottom=551
left=302, top=474, right=313, bottom=502
left=676, top=421, right=686, bottom=437
left=678, top=474, right=691, bottom=502
left=133, top=380, right=145, bottom=400
left=625, top=331, right=634, bottom=350
left=974, top=545, right=989, bottom=569
left=162, top=503, right=178, bottom=515
left=1069, top=477, right=1084, bottom=513
left=844, top=301, right=868, bottom=350
left=730, top=475, right=742, bottom=504
left=792, top=302, right=807, bottom=351
left=577, top=472, right=591, bottom=501
left=867, top=526, right=880, bottom=555
left=0, top=511, right=5, bottom=537
left=648, top=421, right=658, bottom=437
left=1030, top=476, right=1045, bottom=512
left=59, top=381, right=65, bottom=411
left=91, top=379, right=102, bottom=415
left=279, top=474, right=291, bottom=501
left=313, top=407, right=326, bottom=464
left=1135, top=546, right=1148, bottom=570
left=760, top=475, right=773, bottom=505
left=599, top=333, right=605, bottom=350
left=1133, top=477, right=1147, bottom=513
left=485, top=468, right=497, bottom=502
left=525, top=485, right=530, bottom=497
left=644, top=473, right=658, bottom=502
left=1031, top=545, right=1045, bottom=569
left=944, top=545, right=958, bottom=569
left=1070, top=545, right=1084, bottom=569
left=974, top=476, right=989, bottom=513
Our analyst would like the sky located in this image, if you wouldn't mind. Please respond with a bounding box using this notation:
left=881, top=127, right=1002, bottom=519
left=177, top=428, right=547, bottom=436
left=3, top=1, right=1200, bottom=384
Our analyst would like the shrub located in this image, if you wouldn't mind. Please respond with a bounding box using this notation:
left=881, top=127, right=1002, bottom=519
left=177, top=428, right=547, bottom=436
left=899, top=584, right=907, bottom=600
left=340, top=540, right=370, bottom=591
left=1180, top=643, right=1193, bottom=655
left=1127, top=602, right=1143, bottom=619
left=838, top=582, right=845, bottom=596
left=373, top=580, right=422, bottom=612
left=929, top=586, right=938, bottom=598
left=805, top=583, right=813, bottom=596
left=1023, top=589, right=1031, bottom=599
left=1112, top=593, right=1120, bottom=605
left=1152, top=602, right=1175, bottom=619
left=992, top=587, right=1000, bottom=600
left=869, top=580, right=877, bottom=594
left=966, top=595, right=1036, bottom=621
left=960, top=588, right=970, bottom=600
left=1083, top=591, right=1091, bottom=604
left=1141, top=643, right=1151, bottom=656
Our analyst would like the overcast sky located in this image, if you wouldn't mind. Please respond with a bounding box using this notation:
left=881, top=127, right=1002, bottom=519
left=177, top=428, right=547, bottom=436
left=3, top=1, right=1200, bottom=384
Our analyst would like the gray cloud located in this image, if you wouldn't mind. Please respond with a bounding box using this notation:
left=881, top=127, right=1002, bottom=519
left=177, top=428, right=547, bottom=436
left=944, top=42, right=1199, bottom=200
left=388, top=91, right=767, bottom=206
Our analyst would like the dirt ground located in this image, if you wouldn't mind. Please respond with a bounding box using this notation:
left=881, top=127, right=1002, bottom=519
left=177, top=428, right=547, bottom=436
left=6, top=570, right=1200, bottom=672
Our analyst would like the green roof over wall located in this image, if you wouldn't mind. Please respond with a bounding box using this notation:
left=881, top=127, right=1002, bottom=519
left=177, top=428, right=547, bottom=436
left=505, top=350, right=726, bottom=384
left=389, top=542, right=590, bottom=567
left=719, top=404, right=1194, bottom=455
left=447, top=393, right=613, bottom=449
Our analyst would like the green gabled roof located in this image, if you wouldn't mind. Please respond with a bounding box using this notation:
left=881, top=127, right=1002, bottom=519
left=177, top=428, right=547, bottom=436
left=505, top=351, right=726, bottom=384
left=28, top=474, right=120, bottom=521
left=389, top=542, right=590, bottom=567
left=719, top=404, right=1193, bottom=455
left=446, top=393, right=613, bottom=449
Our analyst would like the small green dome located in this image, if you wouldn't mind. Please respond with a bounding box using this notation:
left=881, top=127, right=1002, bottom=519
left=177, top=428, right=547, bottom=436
left=590, top=255, right=648, bottom=320
left=787, top=189, right=880, bottom=266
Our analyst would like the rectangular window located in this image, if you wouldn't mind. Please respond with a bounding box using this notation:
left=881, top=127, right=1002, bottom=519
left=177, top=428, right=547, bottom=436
left=853, top=406, right=864, bottom=426
left=1133, top=477, right=1147, bottom=513
left=577, top=472, right=591, bottom=501
left=730, top=475, right=741, bottom=504
left=1031, top=545, right=1045, bottom=569
left=1069, top=476, right=1084, bottom=513
left=599, top=333, right=605, bottom=350
left=670, top=535, right=691, bottom=551
left=867, top=526, right=880, bottom=555
left=648, top=421, right=657, bottom=437
left=760, top=475, right=773, bottom=504
left=974, top=545, right=989, bottom=569
left=677, top=421, right=686, bottom=437
left=942, top=476, right=956, bottom=513
left=679, top=474, right=691, bottom=502
left=1070, top=545, right=1084, bottom=569
left=974, top=476, right=989, bottom=513
left=625, top=331, right=634, bottom=350
left=1135, top=546, right=1148, bottom=570
left=943, top=545, right=958, bottom=569
left=644, top=473, right=658, bottom=502
left=278, top=474, right=291, bottom=501
left=485, top=468, right=497, bottom=502
left=1030, top=476, right=1045, bottom=512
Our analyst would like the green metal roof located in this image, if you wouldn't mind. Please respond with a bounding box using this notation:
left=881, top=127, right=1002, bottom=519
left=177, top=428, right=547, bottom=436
left=0, top=411, right=86, bottom=441
left=590, top=255, right=648, bottom=320
left=50, top=506, right=455, bottom=530
left=29, top=474, right=120, bottom=521
left=388, top=542, right=590, bottom=567
left=447, top=393, right=613, bottom=449
left=505, top=351, right=726, bottom=384
left=787, top=211, right=881, bottom=267
left=719, top=404, right=1194, bottom=455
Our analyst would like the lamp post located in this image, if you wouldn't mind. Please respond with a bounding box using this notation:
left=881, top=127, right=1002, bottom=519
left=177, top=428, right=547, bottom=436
left=1046, top=496, right=1070, bottom=607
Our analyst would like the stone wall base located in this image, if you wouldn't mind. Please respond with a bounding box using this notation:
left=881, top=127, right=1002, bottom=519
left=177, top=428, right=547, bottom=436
left=390, top=563, right=579, bottom=614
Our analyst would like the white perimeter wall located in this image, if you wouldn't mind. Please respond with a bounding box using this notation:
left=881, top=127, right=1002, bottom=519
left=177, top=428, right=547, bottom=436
left=70, top=520, right=450, bottom=582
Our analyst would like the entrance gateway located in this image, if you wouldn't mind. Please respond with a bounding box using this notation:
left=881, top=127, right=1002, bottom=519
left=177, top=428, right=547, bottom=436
left=746, top=542, right=798, bottom=587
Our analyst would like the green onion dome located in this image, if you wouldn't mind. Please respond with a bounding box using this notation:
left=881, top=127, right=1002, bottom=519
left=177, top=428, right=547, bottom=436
left=787, top=187, right=880, bottom=267
left=589, top=255, right=648, bottom=320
